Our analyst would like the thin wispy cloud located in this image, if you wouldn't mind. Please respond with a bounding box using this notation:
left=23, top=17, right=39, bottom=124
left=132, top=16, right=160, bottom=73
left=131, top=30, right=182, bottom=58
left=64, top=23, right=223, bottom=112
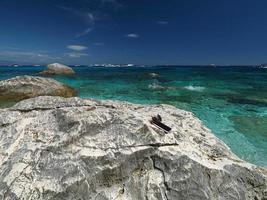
left=58, top=1, right=124, bottom=38
left=59, top=6, right=95, bottom=38
left=157, top=21, right=168, bottom=25
left=125, top=33, right=139, bottom=38
left=66, top=52, right=88, bottom=58
left=59, top=6, right=95, bottom=23
left=0, top=50, right=49, bottom=58
left=0, top=50, right=59, bottom=63
left=67, top=45, right=88, bottom=51
left=75, top=28, right=94, bottom=38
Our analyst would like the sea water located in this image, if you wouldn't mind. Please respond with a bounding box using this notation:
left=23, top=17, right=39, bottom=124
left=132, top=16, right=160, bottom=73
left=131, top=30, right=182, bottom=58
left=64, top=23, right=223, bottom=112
left=0, top=65, right=266, bottom=167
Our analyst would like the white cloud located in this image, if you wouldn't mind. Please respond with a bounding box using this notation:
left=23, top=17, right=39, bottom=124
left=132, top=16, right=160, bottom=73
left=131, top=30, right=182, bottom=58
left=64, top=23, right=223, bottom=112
left=157, top=21, right=168, bottom=25
left=0, top=50, right=59, bottom=63
left=125, top=33, right=139, bottom=38
left=86, top=12, right=95, bottom=22
left=66, top=52, right=88, bottom=58
left=59, top=6, right=95, bottom=38
left=67, top=45, right=88, bottom=51
left=0, top=50, right=49, bottom=58
left=75, top=28, right=93, bottom=38
left=59, top=6, right=95, bottom=23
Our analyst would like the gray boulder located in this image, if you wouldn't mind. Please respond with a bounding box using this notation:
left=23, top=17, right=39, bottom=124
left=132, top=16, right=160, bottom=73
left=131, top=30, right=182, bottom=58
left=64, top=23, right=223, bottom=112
left=40, top=63, right=75, bottom=75
left=0, top=96, right=266, bottom=200
left=0, top=76, right=75, bottom=102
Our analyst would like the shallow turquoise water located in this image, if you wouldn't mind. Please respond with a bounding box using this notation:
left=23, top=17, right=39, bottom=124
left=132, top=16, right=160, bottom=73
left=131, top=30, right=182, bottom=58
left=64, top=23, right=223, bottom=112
left=1, top=65, right=267, bottom=167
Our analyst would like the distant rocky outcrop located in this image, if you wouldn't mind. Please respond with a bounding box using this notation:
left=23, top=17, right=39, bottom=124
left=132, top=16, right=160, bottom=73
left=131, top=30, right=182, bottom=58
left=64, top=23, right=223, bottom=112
left=40, top=63, right=75, bottom=75
left=0, top=96, right=266, bottom=199
left=0, top=76, right=75, bottom=102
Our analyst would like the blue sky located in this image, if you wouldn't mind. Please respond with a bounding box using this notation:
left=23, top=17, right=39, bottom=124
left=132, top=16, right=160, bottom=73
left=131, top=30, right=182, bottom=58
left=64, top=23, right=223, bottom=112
left=1, top=0, right=267, bottom=65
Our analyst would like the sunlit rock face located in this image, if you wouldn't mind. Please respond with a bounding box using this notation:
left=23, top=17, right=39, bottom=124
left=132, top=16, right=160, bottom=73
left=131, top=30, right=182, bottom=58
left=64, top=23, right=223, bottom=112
left=0, top=96, right=266, bottom=200
left=40, top=63, right=75, bottom=75
left=0, top=76, right=75, bottom=103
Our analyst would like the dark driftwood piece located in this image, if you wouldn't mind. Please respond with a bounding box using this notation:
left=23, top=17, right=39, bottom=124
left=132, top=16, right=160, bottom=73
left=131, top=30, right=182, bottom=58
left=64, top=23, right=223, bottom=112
left=151, top=115, right=171, bottom=132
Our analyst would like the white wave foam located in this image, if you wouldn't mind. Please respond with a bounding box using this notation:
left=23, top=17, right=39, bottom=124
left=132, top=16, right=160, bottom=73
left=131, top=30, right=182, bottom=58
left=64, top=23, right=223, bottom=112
left=149, top=73, right=160, bottom=77
left=184, top=86, right=205, bottom=92
left=148, top=83, right=165, bottom=90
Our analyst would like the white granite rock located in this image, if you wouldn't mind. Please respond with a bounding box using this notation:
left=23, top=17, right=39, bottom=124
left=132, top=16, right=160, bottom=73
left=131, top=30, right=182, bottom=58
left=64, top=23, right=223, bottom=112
left=40, top=63, right=75, bottom=75
left=0, top=76, right=75, bottom=102
left=0, top=96, right=266, bottom=200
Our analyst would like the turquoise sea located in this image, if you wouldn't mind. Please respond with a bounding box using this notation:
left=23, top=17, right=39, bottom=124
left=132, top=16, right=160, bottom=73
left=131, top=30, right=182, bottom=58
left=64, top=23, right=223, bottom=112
left=0, top=65, right=267, bottom=167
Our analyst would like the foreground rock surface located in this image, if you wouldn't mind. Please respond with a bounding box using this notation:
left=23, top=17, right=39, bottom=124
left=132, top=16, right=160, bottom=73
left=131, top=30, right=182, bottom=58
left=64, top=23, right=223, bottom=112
left=0, top=76, right=75, bottom=102
left=0, top=96, right=266, bottom=200
left=40, top=63, right=75, bottom=75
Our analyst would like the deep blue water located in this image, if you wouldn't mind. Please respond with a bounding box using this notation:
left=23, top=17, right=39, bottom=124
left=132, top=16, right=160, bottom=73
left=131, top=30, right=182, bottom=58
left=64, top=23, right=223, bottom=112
left=1, top=65, right=267, bottom=167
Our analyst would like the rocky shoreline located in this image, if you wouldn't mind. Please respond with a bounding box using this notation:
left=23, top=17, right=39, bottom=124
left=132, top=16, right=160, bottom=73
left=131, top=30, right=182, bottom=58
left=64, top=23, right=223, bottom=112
left=0, top=96, right=266, bottom=199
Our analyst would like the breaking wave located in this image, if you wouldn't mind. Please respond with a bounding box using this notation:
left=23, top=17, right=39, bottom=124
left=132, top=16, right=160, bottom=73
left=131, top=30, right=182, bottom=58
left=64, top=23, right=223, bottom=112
left=184, top=86, right=205, bottom=92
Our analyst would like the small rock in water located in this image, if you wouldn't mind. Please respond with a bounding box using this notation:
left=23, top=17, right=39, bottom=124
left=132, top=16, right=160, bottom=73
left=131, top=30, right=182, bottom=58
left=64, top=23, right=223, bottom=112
left=40, top=63, right=75, bottom=75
